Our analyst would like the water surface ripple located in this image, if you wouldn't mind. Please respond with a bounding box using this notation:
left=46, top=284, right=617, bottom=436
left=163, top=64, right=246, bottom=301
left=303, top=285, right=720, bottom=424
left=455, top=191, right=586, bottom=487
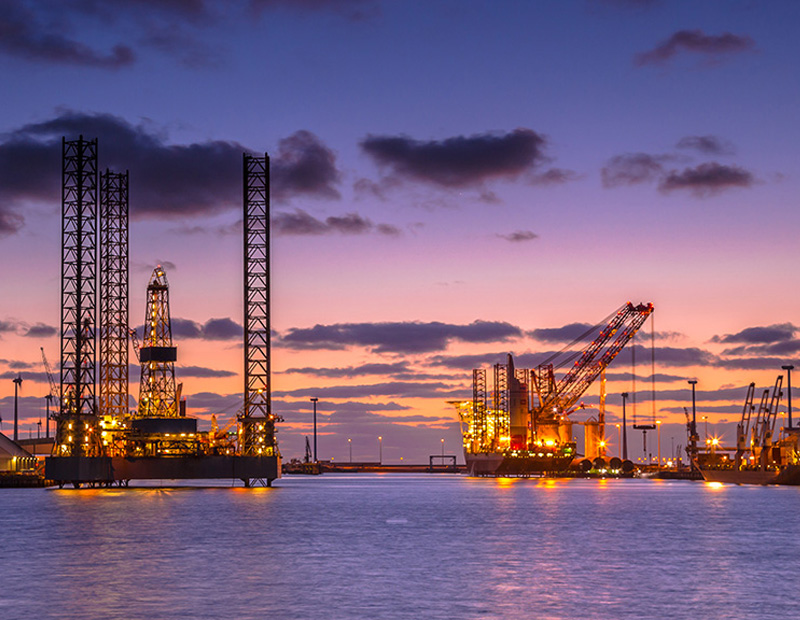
left=1, top=475, right=798, bottom=619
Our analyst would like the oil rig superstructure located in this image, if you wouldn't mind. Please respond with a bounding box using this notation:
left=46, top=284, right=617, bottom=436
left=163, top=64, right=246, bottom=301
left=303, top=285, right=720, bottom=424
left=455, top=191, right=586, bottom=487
left=454, top=302, right=654, bottom=476
left=46, top=138, right=280, bottom=487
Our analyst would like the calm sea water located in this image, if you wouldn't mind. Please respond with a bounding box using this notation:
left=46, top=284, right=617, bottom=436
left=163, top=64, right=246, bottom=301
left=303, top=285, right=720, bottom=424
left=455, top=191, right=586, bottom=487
left=1, top=474, right=799, bottom=620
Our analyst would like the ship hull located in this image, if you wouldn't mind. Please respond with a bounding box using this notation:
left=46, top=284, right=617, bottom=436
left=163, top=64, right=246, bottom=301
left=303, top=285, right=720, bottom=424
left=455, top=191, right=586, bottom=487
left=465, top=452, right=574, bottom=477
left=700, top=468, right=778, bottom=485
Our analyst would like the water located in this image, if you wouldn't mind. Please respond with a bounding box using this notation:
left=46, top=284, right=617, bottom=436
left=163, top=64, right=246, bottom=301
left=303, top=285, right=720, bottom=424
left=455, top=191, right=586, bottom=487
left=1, top=475, right=799, bottom=620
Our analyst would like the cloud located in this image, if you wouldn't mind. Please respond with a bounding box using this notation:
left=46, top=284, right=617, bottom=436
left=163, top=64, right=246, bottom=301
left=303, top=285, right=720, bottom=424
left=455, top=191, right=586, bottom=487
left=360, top=128, right=547, bottom=188
left=177, top=365, right=237, bottom=378
left=273, top=381, right=465, bottom=399
left=497, top=230, right=538, bottom=243
left=601, top=153, right=669, bottom=187
left=271, top=130, right=342, bottom=201
left=0, top=319, right=58, bottom=338
left=22, top=323, right=58, bottom=338
left=718, top=357, right=798, bottom=370
left=711, top=323, right=796, bottom=344
left=635, top=29, right=756, bottom=66
left=282, top=362, right=413, bottom=378
left=658, top=163, right=755, bottom=196
left=0, top=2, right=135, bottom=69
left=272, top=209, right=399, bottom=236
left=146, top=316, right=242, bottom=341
left=0, top=112, right=343, bottom=229
left=531, top=168, right=579, bottom=185
left=530, top=323, right=595, bottom=343
left=279, top=320, right=523, bottom=354
left=676, top=135, right=735, bottom=156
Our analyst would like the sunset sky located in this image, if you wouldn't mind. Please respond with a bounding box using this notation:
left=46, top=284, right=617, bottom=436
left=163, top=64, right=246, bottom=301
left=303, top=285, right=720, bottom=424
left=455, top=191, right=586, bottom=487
left=2, top=0, right=800, bottom=463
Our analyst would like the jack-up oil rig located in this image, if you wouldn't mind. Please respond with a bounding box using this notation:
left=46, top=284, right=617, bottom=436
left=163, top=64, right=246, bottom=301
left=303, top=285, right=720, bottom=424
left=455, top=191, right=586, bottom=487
left=453, top=302, right=653, bottom=477
left=45, top=138, right=280, bottom=487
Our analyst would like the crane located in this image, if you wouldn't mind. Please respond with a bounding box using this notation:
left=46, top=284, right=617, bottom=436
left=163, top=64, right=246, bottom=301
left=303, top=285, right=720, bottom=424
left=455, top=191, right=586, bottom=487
left=129, top=328, right=141, bottom=362
left=533, top=302, right=654, bottom=419
left=40, top=347, right=59, bottom=438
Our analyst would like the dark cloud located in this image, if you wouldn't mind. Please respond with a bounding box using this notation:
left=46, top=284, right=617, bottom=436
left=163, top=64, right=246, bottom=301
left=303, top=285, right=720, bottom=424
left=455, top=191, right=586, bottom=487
left=0, top=2, right=135, bottom=69
left=603, top=372, right=690, bottom=383
left=711, top=323, right=795, bottom=345
left=279, top=320, right=523, bottom=354
left=601, top=153, right=668, bottom=187
left=635, top=30, right=756, bottom=66
left=360, top=128, right=547, bottom=188
left=719, top=357, right=798, bottom=370
left=22, top=323, right=58, bottom=338
left=530, top=323, right=595, bottom=343
left=722, top=341, right=800, bottom=357
left=497, top=230, right=538, bottom=243
left=659, top=163, right=754, bottom=196
left=427, top=352, right=542, bottom=371
left=177, top=365, right=237, bottom=378
left=282, top=362, right=412, bottom=378
left=273, top=381, right=465, bottom=399
left=531, top=168, right=579, bottom=185
left=0, top=370, right=49, bottom=383
left=271, top=130, right=342, bottom=201
left=0, top=319, right=57, bottom=338
left=676, top=135, right=735, bottom=156
left=272, top=209, right=399, bottom=236
left=146, top=317, right=242, bottom=341
left=0, top=112, right=342, bottom=229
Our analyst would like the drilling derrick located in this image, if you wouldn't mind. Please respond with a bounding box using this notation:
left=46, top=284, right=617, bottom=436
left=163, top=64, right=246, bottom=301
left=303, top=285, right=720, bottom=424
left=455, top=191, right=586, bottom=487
left=55, top=136, right=101, bottom=457
left=137, top=267, right=178, bottom=419
left=99, top=169, right=129, bottom=420
left=241, top=153, right=279, bottom=457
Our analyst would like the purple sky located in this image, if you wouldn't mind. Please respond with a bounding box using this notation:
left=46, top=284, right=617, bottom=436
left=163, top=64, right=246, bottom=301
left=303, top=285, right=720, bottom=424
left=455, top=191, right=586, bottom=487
left=1, top=0, right=800, bottom=463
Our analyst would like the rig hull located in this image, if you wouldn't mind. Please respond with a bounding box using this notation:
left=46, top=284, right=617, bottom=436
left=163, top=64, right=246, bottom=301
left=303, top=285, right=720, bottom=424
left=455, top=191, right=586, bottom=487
left=45, top=455, right=281, bottom=486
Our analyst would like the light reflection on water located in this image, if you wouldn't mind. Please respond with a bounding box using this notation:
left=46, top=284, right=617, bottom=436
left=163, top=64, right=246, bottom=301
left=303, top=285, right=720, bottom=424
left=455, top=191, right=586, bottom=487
left=1, top=475, right=799, bottom=620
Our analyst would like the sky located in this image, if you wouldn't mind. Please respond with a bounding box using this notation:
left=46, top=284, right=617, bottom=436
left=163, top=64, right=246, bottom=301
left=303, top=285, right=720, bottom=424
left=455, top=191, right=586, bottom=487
left=2, top=0, right=800, bottom=464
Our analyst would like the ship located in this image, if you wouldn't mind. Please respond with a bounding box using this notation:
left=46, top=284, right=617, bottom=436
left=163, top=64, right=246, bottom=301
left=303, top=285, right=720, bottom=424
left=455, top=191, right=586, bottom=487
left=453, top=302, right=654, bottom=477
left=694, top=378, right=800, bottom=485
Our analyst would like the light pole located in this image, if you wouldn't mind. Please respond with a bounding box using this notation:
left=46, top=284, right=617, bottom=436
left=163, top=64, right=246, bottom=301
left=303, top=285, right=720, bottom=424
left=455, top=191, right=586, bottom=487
left=378, top=436, right=382, bottom=464
left=783, top=365, right=794, bottom=429
left=656, top=420, right=661, bottom=466
left=688, top=380, right=698, bottom=469
left=621, top=392, right=629, bottom=461
left=441, top=438, right=445, bottom=457
left=13, top=374, right=22, bottom=442
left=616, top=423, right=621, bottom=457
left=348, top=438, right=352, bottom=463
left=310, top=397, right=318, bottom=462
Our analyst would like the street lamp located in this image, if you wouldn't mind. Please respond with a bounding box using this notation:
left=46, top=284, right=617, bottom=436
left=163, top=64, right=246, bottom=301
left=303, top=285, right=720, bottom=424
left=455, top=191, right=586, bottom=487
left=615, top=423, right=621, bottom=457
left=310, top=397, right=318, bottom=462
left=621, top=392, right=629, bottom=461
left=783, top=365, right=794, bottom=429
left=378, top=436, right=382, bottom=464
left=688, top=380, right=698, bottom=470
left=441, top=438, right=445, bottom=457
left=656, top=420, right=661, bottom=466
left=348, top=438, right=352, bottom=463
left=13, top=374, right=23, bottom=442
